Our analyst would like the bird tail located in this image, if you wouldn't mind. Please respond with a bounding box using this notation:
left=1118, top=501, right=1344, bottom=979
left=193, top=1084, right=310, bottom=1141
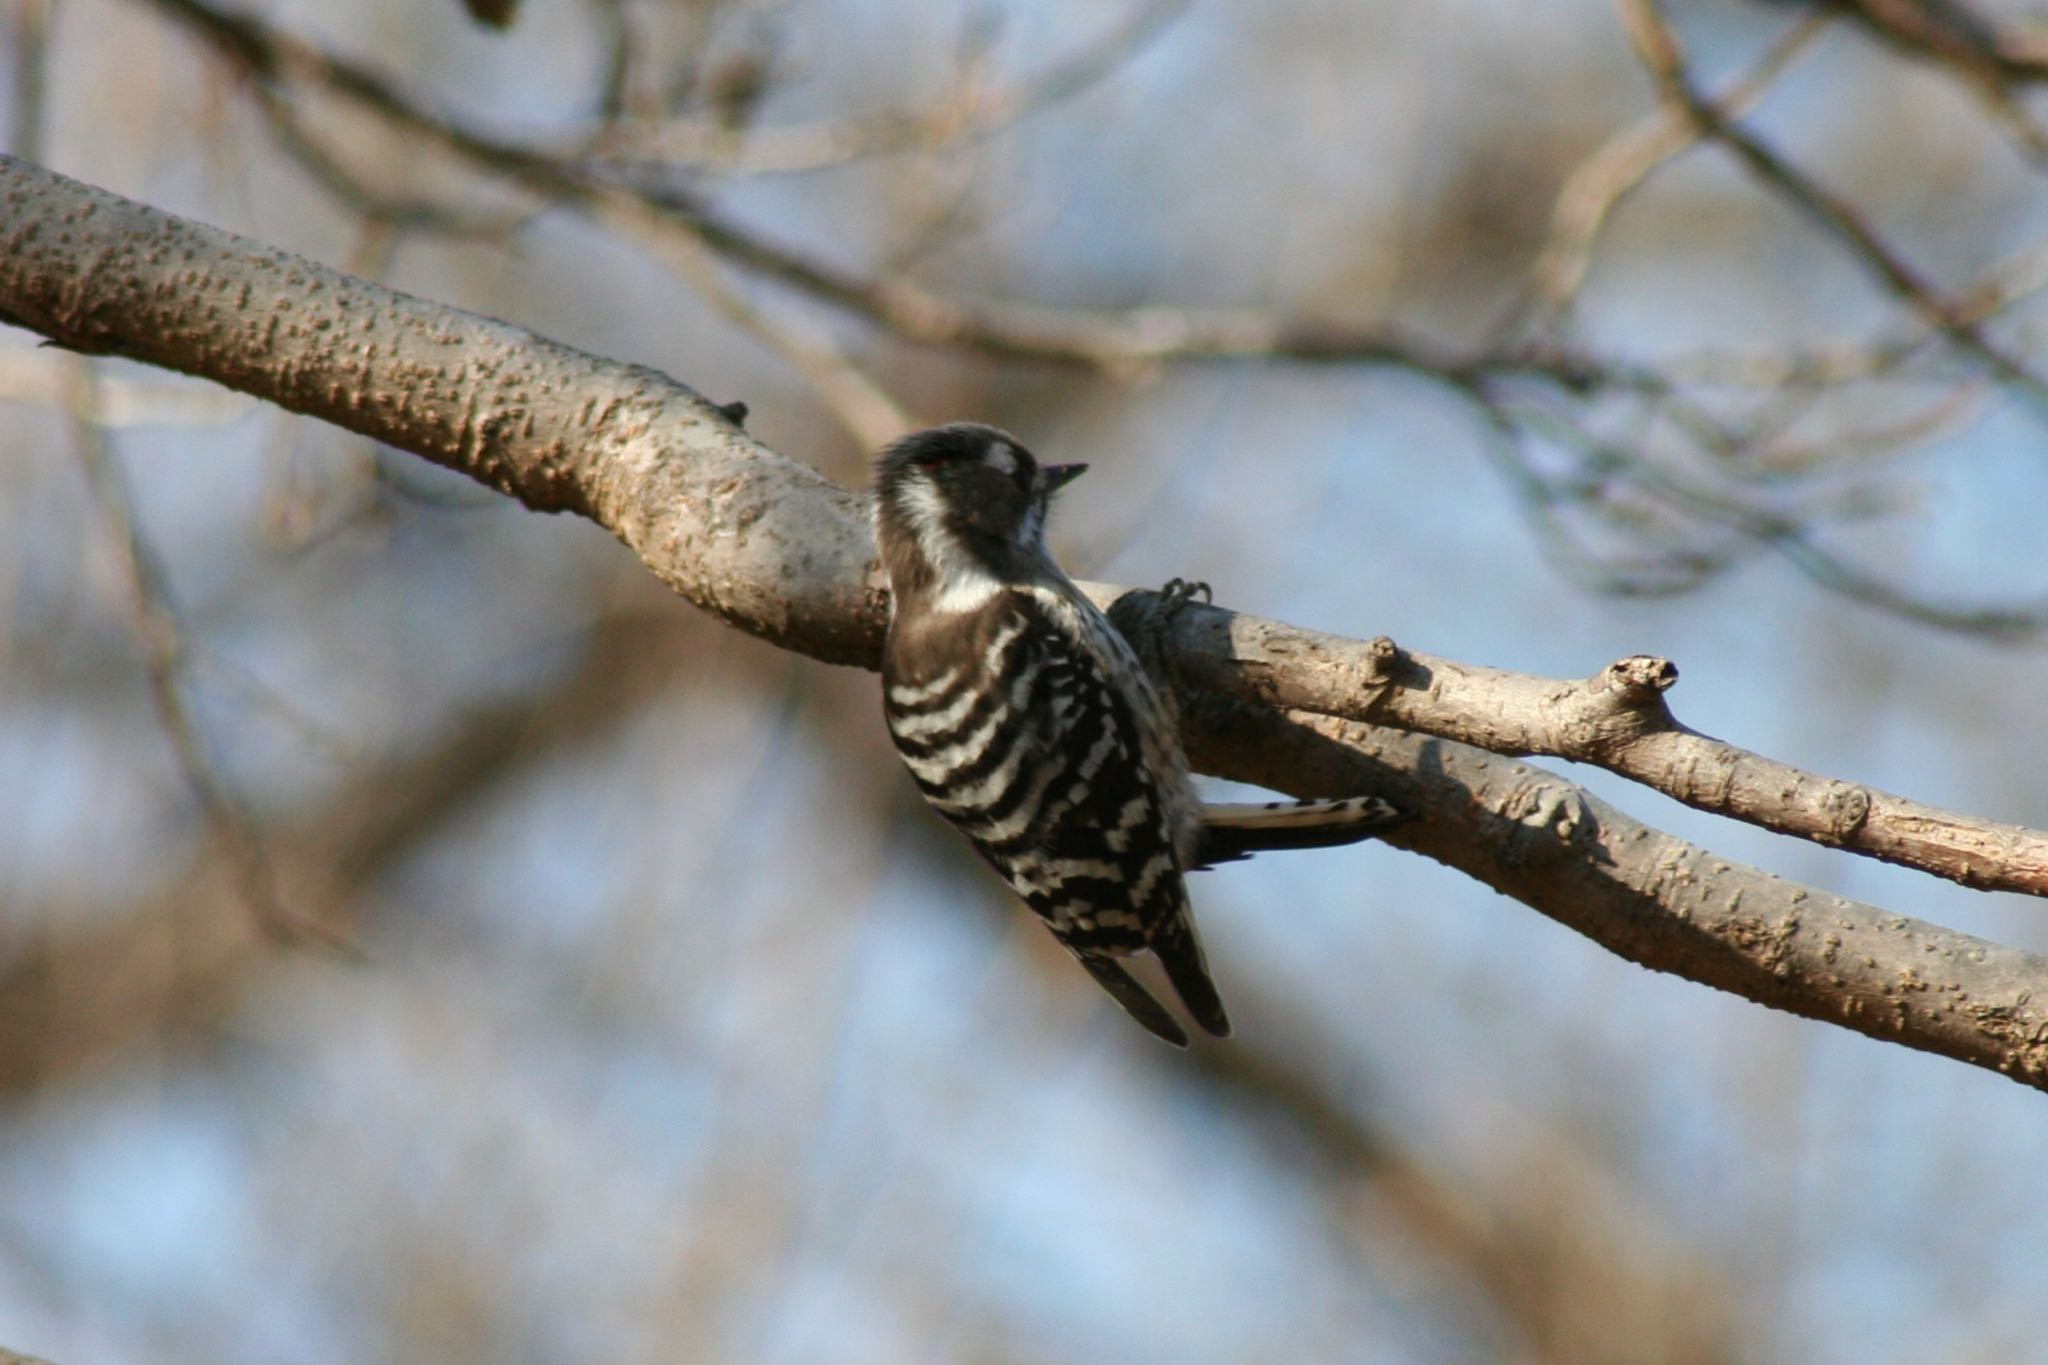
left=1075, top=952, right=1190, bottom=1048
left=1150, top=914, right=1231, bottom=1039
left=1192, top=796, right=1405, bottom=869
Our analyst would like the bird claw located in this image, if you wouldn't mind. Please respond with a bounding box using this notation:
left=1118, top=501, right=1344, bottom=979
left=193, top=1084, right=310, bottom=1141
left=1160, top=577, right=1212, bottom=607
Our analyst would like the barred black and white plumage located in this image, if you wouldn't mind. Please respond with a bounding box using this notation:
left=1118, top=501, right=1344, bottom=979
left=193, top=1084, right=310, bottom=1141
left=873, top=423, right=1403, bottom=1046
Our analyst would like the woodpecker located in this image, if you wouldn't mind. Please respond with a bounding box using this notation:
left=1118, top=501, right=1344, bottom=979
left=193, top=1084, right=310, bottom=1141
left=873, top=423, right=1402, bottom=1046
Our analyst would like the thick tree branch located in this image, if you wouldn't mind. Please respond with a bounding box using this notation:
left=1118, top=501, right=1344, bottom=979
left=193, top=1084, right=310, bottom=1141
left=4, top=155, right=2046, bottom=1089
left=1177, top=698, right=2048, bottom=1091
left=0, top=154, right=878, bottom=666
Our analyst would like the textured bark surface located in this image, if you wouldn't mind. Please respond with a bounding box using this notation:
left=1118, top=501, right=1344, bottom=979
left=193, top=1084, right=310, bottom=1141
left=1136, top=600, right=2048, bottom=895
left=4, top=153, right=2046, bottom=1091
left=1177, top=700, right=2048, bottom=1087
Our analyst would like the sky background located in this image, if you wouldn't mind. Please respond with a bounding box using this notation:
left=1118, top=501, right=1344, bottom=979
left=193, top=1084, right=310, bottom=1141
left=5, top=0, right=2048, bottom=1361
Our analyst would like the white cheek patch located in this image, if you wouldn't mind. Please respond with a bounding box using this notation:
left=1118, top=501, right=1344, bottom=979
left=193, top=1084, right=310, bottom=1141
left=901, top=475, right=1005, bottom=613
left=984, top=441, right=1017, bottom=477
left=899, top=477, right=953, bottom=553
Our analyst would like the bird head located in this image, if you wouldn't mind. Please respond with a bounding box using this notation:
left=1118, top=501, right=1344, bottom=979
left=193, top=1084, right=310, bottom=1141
left=873, top=423, right=1086, bottom=595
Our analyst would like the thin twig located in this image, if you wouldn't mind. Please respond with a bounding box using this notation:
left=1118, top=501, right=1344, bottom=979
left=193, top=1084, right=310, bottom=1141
left=587, top=0, right=1192, bottom=176
left=1499, top=395, right=2048, bottom=637
left=67, top=360, right=351, bottom=951
left=8, top=0, right=49, bottom=160
left=143, top=0, right=1632, bottom=396
left=1527, top=10, right=1829, bottom=317
left=599, top=193, right=913, bottom=448
left=1619, top=0, right=2048, bottom=405
left=43, top=1, right=2048, bottom=646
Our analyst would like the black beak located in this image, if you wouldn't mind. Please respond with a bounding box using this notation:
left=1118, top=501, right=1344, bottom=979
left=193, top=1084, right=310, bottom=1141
left=1042, top=462, right=1088, bottom=492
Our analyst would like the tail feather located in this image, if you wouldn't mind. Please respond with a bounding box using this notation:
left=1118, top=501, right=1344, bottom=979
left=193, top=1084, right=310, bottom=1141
left=1193, top=796, right=1405, bottom=869
left=1075, top=952, right=1190, bottom=1048
left=1151, top=917, right=1231, bottom=1038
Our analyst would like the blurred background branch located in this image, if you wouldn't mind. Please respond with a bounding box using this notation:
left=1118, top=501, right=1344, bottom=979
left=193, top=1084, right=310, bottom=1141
left=141, top=0, right=2048, bottom=640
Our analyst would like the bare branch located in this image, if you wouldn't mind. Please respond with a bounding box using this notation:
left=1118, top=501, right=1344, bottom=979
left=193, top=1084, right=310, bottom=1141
left=1486, top=395, right=2048, bottom=639
left=69, top=361, right=337, bottom=948
left=1113, top=591, right=2048, bottom=898
left=4, top=154, right=2046, bottom=1089
left=1619, top=0, right=2048, bottom=402
left=147, top=0, right=2048, bottom=430
left=0, top=602, right=699, bottom=1092
left=1759, top=0, right=2048, bottom=165
left=7, top=0, right=49, bottom=162
left=1194, top=1026, right=1745, bottom=1361
left=0, top=153, right=878, bottom=665
left=1826, top=0, right=2048, bottom=83
left=135, top=0, right=2048, bottom=648
left=1654, top=225, right=2048, bottom=392
left=1527, top=10, right=1828, bottom=318
left=244, top=81, right=534, bottom=237
left=629, top=213, right=913, bottom=449
left=1180, top=694, right=2048, bottom=1092
left=588, top=0, right=1193, bottom=176
left=140, top=0, right=1629, bottom=395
